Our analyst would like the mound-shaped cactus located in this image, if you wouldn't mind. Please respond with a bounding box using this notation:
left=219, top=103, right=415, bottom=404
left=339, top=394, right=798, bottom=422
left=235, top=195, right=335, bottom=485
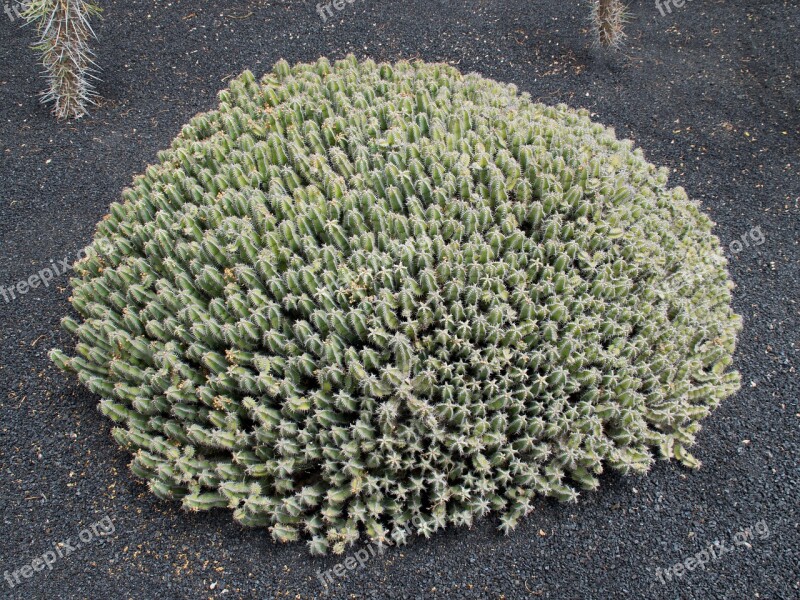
left=51, top=56, right=742, bottom=554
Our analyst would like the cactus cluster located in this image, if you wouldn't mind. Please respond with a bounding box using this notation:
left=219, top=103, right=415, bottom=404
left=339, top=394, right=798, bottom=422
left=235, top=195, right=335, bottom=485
left=51, top=57, right=741, bottom=554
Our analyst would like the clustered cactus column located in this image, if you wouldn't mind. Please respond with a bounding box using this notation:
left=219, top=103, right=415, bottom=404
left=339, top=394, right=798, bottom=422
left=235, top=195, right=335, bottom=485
left=23, top=0, right=102, bottom=119
left=51, top=56, right=741, bottom=555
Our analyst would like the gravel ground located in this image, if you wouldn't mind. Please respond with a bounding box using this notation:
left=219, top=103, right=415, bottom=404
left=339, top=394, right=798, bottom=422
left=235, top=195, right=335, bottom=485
left=1, top=1, right=798, bottom=598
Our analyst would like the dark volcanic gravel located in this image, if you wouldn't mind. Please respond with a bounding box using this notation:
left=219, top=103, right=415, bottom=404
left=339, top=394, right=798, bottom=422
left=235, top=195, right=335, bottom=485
left=1, top=1, right=798, bottom=599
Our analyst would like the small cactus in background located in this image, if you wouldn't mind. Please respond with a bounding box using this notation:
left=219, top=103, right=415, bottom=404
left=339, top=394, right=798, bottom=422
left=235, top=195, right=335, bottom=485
left=22, top=0, right=102, bottom=119
left=592, top=0, right=628, bottom=48
left=51, top=57, right=741, bottom=554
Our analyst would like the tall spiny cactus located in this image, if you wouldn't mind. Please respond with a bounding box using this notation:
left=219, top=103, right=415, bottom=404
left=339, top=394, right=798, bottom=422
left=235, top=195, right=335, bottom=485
left=23, top=0, right=102, bottom=119
left=51, top=57, right=741, bottom=555
left=592, top=0, right=628, bottom=48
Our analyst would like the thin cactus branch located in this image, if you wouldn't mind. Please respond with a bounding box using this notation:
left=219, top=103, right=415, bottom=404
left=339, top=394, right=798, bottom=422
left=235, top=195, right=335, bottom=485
left=592, top=0, right=629, bottom=48
left=22, top=0, right=102, bottom=120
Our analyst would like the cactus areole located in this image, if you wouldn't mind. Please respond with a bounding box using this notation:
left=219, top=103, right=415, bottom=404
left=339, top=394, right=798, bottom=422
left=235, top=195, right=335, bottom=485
left=52, top=57, right=742, bottom=554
